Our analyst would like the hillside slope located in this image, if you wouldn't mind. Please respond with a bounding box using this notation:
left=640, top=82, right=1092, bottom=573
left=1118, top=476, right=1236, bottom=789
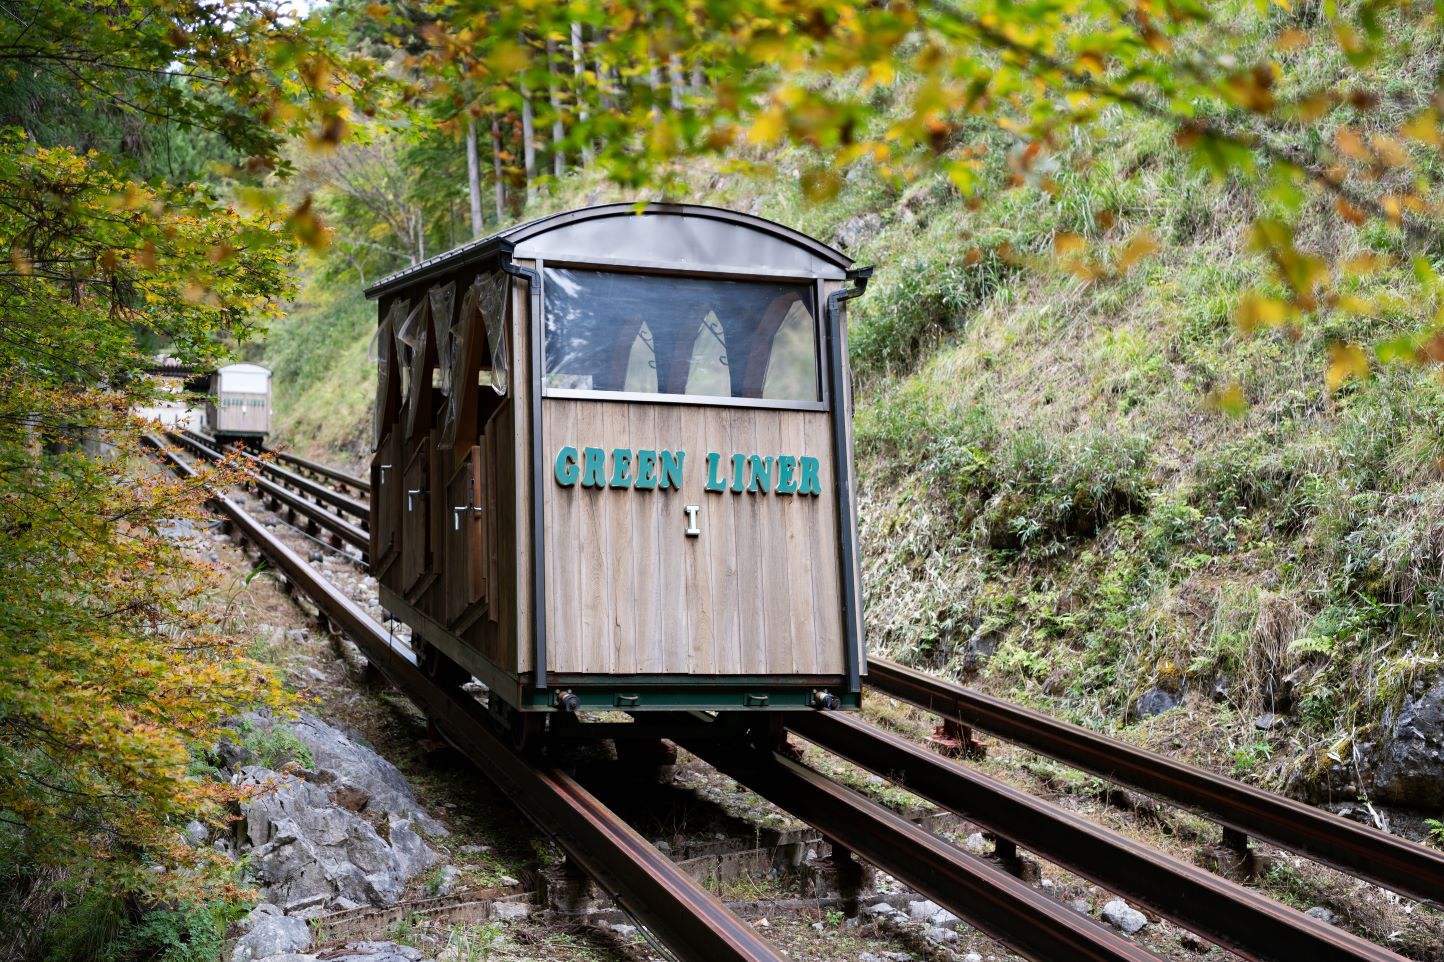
left=264, top=14, right=1444, bottom=826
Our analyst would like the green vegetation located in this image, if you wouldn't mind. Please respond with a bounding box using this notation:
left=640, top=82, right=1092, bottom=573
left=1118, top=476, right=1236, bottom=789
left=272, top=6, right=1444, bottom=799
left=265, top=279, right=378, bottom=460
left=235, top=719, right=317, bottom=772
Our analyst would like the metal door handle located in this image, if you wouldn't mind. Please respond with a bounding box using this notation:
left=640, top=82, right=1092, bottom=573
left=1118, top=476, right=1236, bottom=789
left=407, top=488, right=425, bottom=511
left=380, top=463, right=392, bottom=484
left=453, top=503, right=483, bottom=529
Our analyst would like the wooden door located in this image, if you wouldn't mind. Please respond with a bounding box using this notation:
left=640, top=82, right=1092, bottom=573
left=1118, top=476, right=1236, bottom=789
left=442, top=445, right=488, bottom=626
left=370, top=431, right=401, bottom=580
left=401, top=437, right=431, bottom=597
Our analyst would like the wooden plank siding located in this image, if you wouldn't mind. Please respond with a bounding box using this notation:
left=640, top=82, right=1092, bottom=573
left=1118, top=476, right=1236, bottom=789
left=541, top=398, right=845, bottom=676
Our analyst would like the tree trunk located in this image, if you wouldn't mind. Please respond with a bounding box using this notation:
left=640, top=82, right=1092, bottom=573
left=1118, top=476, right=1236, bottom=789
left=490, top=116, right=506, bottom=221
left=668, top=54, right=683, bottom=110
left=546, top=38, right=565, bottom=177
left=521, top=56, right=537, bottom=205
left=465, top=115, right=484, bottom=238
left=571, top=23, right=592, bottom=167
left=490, top=116, right=508, bottom=221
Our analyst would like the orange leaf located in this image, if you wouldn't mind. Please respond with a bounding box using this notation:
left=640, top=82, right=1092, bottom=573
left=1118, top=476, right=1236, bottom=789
left=1335, top=198, right=1368, bottom=225
left=1116, top=231, right=1159, bottom=272
left=1053, top=231, right=1086, bottom=257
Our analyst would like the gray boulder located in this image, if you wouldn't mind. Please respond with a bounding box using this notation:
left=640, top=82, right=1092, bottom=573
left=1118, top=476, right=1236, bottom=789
left=907, top=899, right=941, bottom=920
left=325, top=942, right=426, bottom=962
left=231, top=910, right=310, bottom=962
left=1134, top=687, right=1179, bottom=719
left=1372, top=678, right=1444, bottom=808
left=287, top=713, right=448, bottom=836
left=1101, top=899, right=1147, bottom=934
left=235, top=767, right=441, bottom=910
left=834, top=214, right=882, bottom=252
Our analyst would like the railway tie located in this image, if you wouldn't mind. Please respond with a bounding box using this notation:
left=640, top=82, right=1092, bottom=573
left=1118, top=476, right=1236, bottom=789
left=788, top=711, right=1410, bottom=962
left=167, top=430, right=369, bottom=558
left=679, top=729, right=1165, bottom=962
left=867, top=658, right=1444, bottom=907
left=178, top=428, right=369, bottom=523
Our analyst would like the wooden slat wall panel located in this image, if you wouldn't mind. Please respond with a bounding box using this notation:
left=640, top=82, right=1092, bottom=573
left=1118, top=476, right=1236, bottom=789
left=629, top=403, right=663, bottom=673
left=671, top=405, right=708, bottom=674
left=703, top=409, right=740, bottom=674
left=485, top=414, right=500, bottom=623
left=574, top=402, right=609, bottom=673
left=470, top=446, right=486, bottom=606
left=756, top=413, right=799, bottom=673
left=730, top=411, right=764, bottom=675
left=371, top=431, right=401, bottom=579
left=442, top=455, right=469, bottom=625
left=602, top=403, right=636, bottom=675
left=805, top=413, right=845, bottom=673
left=542, top=399, right=843, bottom=676
left=547, top=402, right=580, bottom=656
left=441, top=446, right=486, bottom=628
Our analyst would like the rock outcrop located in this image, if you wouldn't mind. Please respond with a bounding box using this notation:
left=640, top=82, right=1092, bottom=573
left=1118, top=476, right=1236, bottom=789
left=1372, top=678, right=1444, bottom=809
left=223, top=713, right=445, bottom=915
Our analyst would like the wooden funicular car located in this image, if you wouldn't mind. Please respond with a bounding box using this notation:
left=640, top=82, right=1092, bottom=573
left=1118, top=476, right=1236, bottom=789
left=365, top=203, right=870, bottom=744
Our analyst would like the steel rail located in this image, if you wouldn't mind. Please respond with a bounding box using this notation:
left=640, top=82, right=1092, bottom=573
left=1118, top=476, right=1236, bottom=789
left=789, top=711, right=1407, bottom=962
left=678, top=732, right=1163, bottom=962
left=166, top=431, right=369, bottom=558
left=273, top=448, right=370, bottom=495
left=143, top=435, right=786, bottom=962
left=867, top=657, right=1444, bottom=906
left=178, top=429, right=369, bottom=523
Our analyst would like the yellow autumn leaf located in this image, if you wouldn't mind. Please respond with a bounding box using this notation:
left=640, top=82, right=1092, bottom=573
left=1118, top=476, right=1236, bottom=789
left=1400, top=110, right=1442, bottom=147
left=1335, top=126, right=1370, bottom=162
left=1370, top=134, right=1408, bottom=168
left=1275, top=28, right=1310, bottom=52
left=1116, top=231, right=1159, bottom=272
left=1053, top=231, right=1086, bottom=257
left=1335, top=294, right=1374, bottom=315
left=1205, top=382, right=1249, bottom=417
left=748, top=106, right=786, bottom=145
left=1235, top=291, right=1291, bottom=332
left=1325, top=341, right=1369, bottom=391
left=1340, top=252, right=1391, bottom=276
left=864, top=61, right=894, bottom=89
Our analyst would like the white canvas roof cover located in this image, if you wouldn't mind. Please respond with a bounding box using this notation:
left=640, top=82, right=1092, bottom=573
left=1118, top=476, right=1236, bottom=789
left=366, top=203, right=857, bottom=300
left=217, top=363, right=271, bottom=394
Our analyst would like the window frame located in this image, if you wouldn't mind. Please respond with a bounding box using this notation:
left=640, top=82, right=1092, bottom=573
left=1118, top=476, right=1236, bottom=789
left=536, top=258, right=830, bottom=412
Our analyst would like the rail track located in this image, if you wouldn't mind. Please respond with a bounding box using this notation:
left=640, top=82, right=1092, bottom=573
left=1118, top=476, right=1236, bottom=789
left=176, top=428, right=369, bottom=525
left=148, top=438, right=1444, bottom=962
left=146, top=434, right=786, bottom=962
left=272, top=447, right=370, bottom=496
left=865, top=658, right=1444, bottom=908
left=167, top=430, right=370, bottom=562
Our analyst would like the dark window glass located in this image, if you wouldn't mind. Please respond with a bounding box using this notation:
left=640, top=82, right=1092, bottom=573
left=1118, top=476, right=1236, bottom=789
left=542, top=268, right=819, bottom=402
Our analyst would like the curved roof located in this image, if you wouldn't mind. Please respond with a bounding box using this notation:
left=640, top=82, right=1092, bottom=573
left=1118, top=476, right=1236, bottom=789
left=365, top=203, right=856, bottom=299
